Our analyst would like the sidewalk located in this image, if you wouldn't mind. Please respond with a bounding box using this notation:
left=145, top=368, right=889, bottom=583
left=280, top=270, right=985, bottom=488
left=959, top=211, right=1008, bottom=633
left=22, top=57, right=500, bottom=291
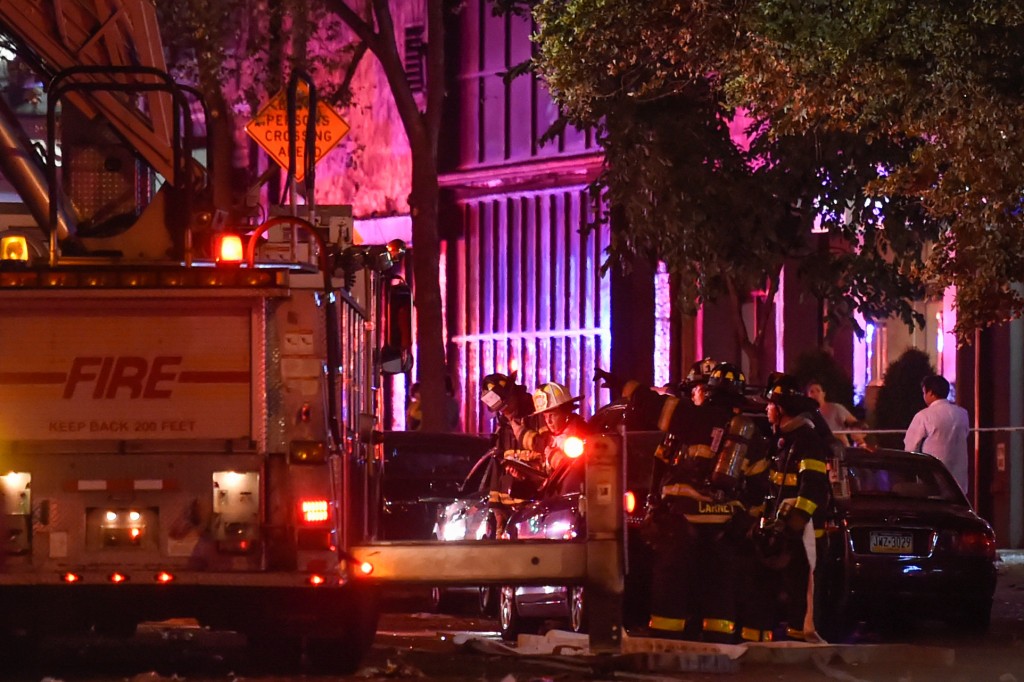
left=998, top=548, right=1024, bottom=562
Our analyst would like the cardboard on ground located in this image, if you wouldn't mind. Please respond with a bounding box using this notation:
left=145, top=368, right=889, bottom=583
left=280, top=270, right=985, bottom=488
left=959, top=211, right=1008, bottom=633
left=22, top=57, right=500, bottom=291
left=244, top=82, right=350, bottom=181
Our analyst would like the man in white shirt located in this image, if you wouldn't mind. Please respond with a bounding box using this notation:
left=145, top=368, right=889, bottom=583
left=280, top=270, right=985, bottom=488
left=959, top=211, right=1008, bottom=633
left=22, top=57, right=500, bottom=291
left=903, top=375, right=970, bottom=494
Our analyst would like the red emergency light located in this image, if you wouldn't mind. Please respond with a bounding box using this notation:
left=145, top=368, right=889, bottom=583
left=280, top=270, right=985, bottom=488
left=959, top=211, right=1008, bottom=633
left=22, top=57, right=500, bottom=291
left=215, top=234, right=244, bottom=264
left=563, top=436, right=585, bottom=459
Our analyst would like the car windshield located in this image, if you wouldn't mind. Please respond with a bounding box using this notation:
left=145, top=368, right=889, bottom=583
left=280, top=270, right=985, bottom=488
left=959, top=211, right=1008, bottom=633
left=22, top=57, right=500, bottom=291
left=846, top=459, right=964, bottom=503
left=385, top=449, right=474, bottom=479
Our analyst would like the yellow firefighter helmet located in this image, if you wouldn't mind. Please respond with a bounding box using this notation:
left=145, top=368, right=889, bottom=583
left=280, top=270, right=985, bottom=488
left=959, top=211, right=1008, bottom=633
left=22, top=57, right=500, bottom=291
left=531, top=382, right=579, bottom=415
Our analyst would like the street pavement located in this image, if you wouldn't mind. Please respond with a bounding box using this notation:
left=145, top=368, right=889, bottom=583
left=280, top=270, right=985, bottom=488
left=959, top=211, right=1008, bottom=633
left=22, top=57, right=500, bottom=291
left=369, top=550, right=1024, bottom=681
left=6, top=552, right=1022, bottom=680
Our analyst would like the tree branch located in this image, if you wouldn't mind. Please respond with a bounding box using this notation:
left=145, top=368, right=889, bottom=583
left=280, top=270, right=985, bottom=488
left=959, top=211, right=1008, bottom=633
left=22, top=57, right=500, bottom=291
left=324, top=0, right=381, bottom=53
left=366, top=0, right=428, bottom=150
left=754, top=270, right=781, bottom=350
left=725, top=275, right=752, bottom=353
left=423, top=0, right=445, bottom=155
left=339, top=40, right=369, bottom=99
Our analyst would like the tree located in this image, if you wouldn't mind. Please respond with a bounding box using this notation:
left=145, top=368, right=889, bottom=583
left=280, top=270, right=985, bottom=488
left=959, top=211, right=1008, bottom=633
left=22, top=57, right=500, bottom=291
left=325, top=0, right=450, bottom=430
left=158, top=0, right=362, bottom=219
left=160, top=0, right=452, bottom=430
left=872, top=349, right=934, bottom=448
left=727, top=0, right=1024, bottom=341
left=505, top=0, right=934, bottom=382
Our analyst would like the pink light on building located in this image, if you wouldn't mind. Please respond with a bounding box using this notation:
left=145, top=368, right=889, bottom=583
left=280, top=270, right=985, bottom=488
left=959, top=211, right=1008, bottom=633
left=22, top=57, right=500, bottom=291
left=942, top=285, right=957, bottom=386
left=654, top=262, right=671, bottom=388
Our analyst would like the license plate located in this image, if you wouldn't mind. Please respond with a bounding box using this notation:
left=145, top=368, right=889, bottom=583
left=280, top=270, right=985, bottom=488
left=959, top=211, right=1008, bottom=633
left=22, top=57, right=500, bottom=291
left=869, top=531, right=913, bottom=554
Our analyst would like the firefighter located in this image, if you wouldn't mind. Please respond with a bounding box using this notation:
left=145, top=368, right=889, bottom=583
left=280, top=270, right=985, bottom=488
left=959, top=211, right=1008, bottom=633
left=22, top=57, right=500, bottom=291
left=760, top=373, right=833, bottom=642
left=480, top=372, right=536, bottom=454
left=682, top=357, right=717, bottom=405
left=479, top=372, right=548, bottom=492
left=511, top=382, right=589, bottom=474
left=621, top=362, right=756, bottom=642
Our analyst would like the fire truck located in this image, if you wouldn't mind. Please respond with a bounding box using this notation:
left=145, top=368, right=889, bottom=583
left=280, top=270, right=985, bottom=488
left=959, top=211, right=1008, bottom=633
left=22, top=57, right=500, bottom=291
left=0, top=0, right=412, bottom=672
left=0, top=0, right=626, bottom=671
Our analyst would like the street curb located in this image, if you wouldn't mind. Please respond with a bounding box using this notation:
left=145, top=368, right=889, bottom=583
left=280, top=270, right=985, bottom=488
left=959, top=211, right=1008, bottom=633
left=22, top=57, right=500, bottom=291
left=454, top=631, right=957, bottom=673
left=998, top=549, right=1024, bottom=562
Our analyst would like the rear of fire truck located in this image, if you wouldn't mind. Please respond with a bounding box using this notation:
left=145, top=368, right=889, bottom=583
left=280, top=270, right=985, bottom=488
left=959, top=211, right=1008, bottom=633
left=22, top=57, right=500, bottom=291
left=0, top=1, right=392, bottom=672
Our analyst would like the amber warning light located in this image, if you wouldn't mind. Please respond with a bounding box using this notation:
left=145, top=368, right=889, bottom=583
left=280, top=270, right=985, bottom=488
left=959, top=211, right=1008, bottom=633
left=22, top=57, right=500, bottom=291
left=0, top=234, right=29, bottom=262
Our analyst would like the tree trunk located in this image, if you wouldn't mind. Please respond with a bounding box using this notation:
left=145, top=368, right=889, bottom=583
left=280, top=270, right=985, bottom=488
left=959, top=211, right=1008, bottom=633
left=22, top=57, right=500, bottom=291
left=202, top=87, right=238, bottom=215
left=408, top=149, right=448, bottom=431
left=725, top=273, right=780, bottom=387
left=324, top=0, right=449, bottom=431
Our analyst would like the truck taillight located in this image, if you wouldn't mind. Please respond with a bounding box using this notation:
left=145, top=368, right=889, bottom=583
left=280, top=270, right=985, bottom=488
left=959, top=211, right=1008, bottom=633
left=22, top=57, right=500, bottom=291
left=301, top=499, right=329, bottom=524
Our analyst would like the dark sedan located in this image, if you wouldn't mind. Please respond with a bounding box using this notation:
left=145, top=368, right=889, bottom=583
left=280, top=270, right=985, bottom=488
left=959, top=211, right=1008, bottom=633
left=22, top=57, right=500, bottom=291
left=378, top=431, right=491, bottom=541
left=821, top=447, right=998, bottom=635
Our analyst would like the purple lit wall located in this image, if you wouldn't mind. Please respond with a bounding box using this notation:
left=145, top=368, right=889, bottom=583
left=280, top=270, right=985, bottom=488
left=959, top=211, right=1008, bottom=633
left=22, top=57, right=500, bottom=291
left=451, top=190, right=612, bottom=433
left=442, top=1, right=611, bottom=432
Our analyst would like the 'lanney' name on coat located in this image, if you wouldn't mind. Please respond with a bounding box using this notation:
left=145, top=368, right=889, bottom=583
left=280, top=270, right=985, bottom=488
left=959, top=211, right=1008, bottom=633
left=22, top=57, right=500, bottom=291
left=698, top=501, right=734, bottom=515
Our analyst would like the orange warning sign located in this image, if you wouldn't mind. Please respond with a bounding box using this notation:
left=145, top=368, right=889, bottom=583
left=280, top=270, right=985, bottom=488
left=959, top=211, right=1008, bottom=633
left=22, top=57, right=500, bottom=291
left=244, top=82, right=350, bottom=181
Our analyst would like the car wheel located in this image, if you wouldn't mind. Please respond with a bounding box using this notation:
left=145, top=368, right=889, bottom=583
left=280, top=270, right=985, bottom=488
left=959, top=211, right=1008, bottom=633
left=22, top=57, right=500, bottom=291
left=499, top=586, right=531, bottom=641
left=947, top=598, right=992, bottom=634
left=569, top=585, right=588, bottom=633
left=429, top=586, right=454, bottom=613
left=479, top=586, right=498, bottom=616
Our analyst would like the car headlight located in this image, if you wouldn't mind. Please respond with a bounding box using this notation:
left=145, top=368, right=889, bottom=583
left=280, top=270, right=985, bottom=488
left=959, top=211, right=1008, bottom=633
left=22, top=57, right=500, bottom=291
left=442, top=518, right=467, bottom=541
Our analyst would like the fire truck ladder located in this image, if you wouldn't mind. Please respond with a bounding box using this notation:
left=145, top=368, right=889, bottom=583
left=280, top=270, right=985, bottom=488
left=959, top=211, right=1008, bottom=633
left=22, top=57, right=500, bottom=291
left=0, top=0, right=176, bottom=180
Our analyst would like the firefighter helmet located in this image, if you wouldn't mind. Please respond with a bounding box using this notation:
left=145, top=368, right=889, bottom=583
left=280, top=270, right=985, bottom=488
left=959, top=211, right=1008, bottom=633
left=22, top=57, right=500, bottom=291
left=707, top=362, right=746, bottom=396
left=531, top=382, right=579, bottom=415
left=765, top=373, right=817, bottom=414
left=481, top=373, right=513, bottom=412
left=679, top=357, right=716, bottom=392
